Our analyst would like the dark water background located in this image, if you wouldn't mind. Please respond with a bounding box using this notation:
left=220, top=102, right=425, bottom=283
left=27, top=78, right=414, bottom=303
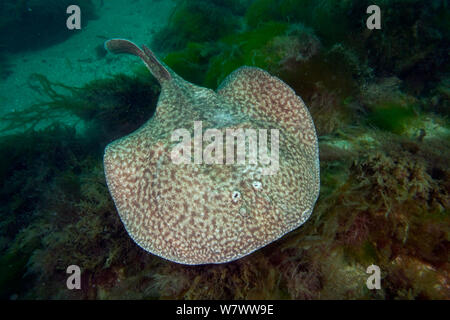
left=0, top=0, right=448, bottom=299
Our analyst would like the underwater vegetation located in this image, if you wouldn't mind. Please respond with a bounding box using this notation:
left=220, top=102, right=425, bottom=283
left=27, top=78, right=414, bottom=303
left=360, top=0, right=449, bottom=96
left=1, top=121, right=448, bottom=299
left=151, top=0, right=247, bottom=53
left=0, top=0, right=449, bottom=299
left=1, top=70, right=159, bottom=146
left=158, top=0, right=449, bottom=97
left=0, top=125, right=93, bottom=298
left=0, top=0, right=97, bottom=52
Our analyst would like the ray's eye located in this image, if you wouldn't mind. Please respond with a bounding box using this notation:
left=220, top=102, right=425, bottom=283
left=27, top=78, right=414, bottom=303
left=252, top=181, right=262, bottom=190
left=231, top=191, right=241, bottom=203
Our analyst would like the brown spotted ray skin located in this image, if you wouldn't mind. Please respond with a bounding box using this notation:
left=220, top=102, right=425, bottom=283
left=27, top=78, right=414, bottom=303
left=103, top=40, right=320, bottom=265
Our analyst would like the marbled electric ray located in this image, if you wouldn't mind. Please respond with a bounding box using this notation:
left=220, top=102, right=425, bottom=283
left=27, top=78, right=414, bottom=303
left=103, top=39, right=320, bottom=265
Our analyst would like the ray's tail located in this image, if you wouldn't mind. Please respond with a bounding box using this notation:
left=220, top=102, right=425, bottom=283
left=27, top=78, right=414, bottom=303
left=104, top=39, right=171, bottom=83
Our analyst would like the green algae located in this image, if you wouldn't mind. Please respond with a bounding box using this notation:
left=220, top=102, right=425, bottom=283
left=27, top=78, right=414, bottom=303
left=245, top=0, right=353, bottom=45
left=205, top=21, right=289, bottom=88
left=163, top=42, right=218, bottom=85
left=152, top=0, right=241, bottom=52
left=367, top=103, right=416, bottom=134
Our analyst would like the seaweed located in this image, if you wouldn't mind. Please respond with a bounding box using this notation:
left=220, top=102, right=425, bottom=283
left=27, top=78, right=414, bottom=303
left=429, top=77, right=450, bottom=116
left=367, top=102, right=416, bottom=134
left=151, top=0, right=241, bottom=53
left=23, top=128, right=445, bottom=300
left=360, top=0, right=450, bottom=94
left=357, top=77, right=426, bottom=135
left=0, top=227, right=41, bottom=299
left=1, top=71, right=160, bottom=145
left=314, top=133, right=449, bottom=299
left=0, top=123, right=96, bottom=299
left=243, top=0, right=449, bottom=94
left=0, top=0, right=449, bottom=300
left=163, top=42, right=219, bottom=85
left=245, top=0, right=354, bottom=45
left=204, top=21, right=289, bottom=88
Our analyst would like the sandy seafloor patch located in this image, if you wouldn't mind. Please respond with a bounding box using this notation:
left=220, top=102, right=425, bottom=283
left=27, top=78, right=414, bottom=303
left=0, top=0, right=176, bottom=129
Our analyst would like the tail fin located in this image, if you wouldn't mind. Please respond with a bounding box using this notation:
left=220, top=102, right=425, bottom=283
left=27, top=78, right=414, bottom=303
left=105, top=39, right=171, bottom=83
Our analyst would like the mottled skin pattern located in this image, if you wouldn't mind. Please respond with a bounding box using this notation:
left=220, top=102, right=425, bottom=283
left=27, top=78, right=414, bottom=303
left=103, top=39, right=320, bottom=265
